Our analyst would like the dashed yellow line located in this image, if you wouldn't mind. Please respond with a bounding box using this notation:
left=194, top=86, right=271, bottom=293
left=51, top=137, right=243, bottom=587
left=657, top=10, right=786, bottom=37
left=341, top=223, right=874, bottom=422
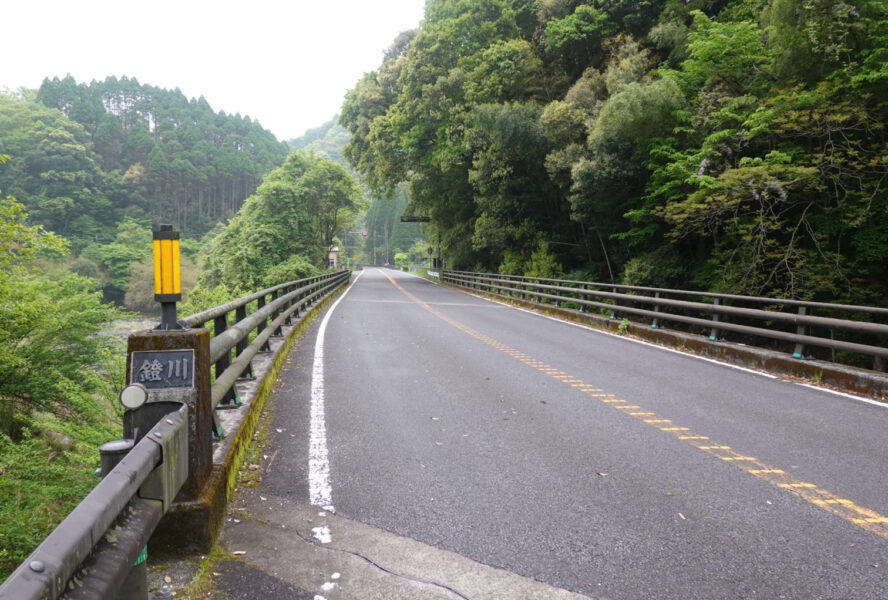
left=378, top=270, right=888, bottom=540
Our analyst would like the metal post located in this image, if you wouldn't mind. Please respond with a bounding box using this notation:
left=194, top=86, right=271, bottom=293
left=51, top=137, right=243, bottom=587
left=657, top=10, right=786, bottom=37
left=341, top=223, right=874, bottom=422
left=257, top=295, right=272, bottom=352
left=793, top=306, right=807, bottom=358
left=215, top=314, right=240, bottom=409
left=284, top=285, right=295, bottom=325
left=272, top=289, right=284, bottom=336
left=709, top=298, right=721, bottom=341
left=233, top=305, right=253, bottom=379
left=652, top=291, right=661, bottom=329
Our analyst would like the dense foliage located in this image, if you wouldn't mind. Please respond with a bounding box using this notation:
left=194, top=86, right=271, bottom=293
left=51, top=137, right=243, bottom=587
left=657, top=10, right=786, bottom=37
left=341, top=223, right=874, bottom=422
left=287, top=116, right=430, bottom=268
left=1, top=76, right=289, bottom=244
left=1, top=77, right=289, bottom=305
left=0, top=188, right=124, bottom=578
left=341, top=0, right=888, bottom=304
left=196, top=151, right=363, bottom=291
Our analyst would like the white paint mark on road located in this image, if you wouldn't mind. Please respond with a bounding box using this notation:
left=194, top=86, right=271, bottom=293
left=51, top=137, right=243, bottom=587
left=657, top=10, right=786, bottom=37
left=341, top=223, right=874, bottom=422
left=312, top=526, right=333, bottom=544
left=309, top=270, right=363, bottom=510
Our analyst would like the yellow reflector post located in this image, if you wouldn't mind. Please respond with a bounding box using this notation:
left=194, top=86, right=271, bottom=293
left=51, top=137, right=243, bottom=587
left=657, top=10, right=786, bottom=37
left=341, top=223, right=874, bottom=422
left=153, top=225, right=181, bottom=301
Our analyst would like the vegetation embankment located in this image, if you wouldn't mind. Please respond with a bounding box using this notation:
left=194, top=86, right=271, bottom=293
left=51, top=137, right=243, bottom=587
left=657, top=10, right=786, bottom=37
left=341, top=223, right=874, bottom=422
left=0, top=112, right=363, bottom=578
left=340, top=0, right=888, bottom=307
left=0, top=186, right=124, bottom=578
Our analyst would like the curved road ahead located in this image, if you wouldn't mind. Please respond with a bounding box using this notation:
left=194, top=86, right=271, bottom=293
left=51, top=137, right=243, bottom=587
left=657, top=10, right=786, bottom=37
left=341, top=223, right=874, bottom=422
left=255, top=268, right=888, bottom=599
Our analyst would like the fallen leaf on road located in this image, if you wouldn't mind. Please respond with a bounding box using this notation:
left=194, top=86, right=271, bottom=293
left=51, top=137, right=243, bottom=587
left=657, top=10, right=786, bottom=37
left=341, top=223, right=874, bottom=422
left=233, top=551, right=246, bottom=555
left=596, top=472, right=608, bottom=477
left=679, top=513, right=686, bottom=520
left=164, top=576, right=172, bottom=583
left=540, top=400, right=547, bottom=404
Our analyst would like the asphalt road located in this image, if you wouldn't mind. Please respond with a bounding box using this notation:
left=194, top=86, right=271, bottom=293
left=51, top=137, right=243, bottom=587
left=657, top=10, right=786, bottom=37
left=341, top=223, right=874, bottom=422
left=265, top=268, right=888, bottom=599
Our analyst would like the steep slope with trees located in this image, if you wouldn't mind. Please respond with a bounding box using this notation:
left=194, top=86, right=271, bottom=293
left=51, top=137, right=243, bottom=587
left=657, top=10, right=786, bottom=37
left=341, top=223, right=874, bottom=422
left=341, top=0, right=888, bottom=304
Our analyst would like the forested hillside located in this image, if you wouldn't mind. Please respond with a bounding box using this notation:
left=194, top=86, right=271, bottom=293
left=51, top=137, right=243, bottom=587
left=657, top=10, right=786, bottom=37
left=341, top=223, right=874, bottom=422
left=1, top=76, right=288, bottom=243
left=287, top=117, right=430, bottom=267
left=288, top=116, right=351, bottom=168
left=195, top=151, right=363, bottom=292
left=341, top=0, right=888, bottom=304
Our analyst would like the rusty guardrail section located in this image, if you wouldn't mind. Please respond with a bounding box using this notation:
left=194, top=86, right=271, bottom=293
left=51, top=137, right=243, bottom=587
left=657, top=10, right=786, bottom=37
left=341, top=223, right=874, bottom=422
left=0, top=270, right=351, bottom=600
left=442, top=270, right=888, bottom=376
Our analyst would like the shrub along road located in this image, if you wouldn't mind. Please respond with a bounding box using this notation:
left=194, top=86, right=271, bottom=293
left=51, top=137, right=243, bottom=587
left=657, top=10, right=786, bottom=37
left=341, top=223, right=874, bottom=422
left=220, top=268, right=888, bottom=599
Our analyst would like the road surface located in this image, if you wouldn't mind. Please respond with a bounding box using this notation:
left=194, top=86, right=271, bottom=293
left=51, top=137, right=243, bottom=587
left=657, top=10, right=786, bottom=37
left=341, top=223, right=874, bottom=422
left=244, top=268, right=888, bottom=599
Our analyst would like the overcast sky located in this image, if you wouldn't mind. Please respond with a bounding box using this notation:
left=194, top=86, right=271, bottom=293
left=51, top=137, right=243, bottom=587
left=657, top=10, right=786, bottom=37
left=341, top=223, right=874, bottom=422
left=2, top=0, right=426, bottom=141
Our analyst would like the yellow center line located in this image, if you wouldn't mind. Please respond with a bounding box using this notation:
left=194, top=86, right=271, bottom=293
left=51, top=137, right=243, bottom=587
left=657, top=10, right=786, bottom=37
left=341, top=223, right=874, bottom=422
left=378, top=270, right=888, bottom=539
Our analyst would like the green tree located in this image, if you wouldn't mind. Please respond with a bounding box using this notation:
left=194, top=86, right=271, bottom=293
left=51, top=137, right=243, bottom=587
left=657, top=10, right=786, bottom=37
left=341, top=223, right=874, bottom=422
left=0, top=194, right=121, bottom=439
left=198, top=152, right=362, bottom=291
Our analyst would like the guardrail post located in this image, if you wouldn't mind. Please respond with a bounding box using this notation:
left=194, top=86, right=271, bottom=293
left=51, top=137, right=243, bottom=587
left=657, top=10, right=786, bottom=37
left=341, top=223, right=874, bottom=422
left=579, top=284, right=586, bottom=313
left=709, top=298, right=721, bottom=341
left=235, top=305, right=254, bottom=379
left=272, top=289, right=285, bottom=336
left=283, top=284, right=295, bottom=324
left=257, top=294, right=272, bottom=351
left=652, top=291, right=661, bottom=329
left=214, top=313, right=241, bottom=410
left=793, top=306, right=807, bottom=358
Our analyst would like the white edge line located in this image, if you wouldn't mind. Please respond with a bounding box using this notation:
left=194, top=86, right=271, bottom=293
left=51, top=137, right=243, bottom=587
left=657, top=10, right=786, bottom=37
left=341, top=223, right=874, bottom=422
left=454, top=287, right=888, bottom=409
left=308, top=270, right=364, bottom=510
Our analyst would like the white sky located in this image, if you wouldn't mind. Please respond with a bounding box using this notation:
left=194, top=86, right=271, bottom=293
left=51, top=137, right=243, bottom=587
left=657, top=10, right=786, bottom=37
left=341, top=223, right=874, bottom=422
left=2, top=0, right=426, bottom=141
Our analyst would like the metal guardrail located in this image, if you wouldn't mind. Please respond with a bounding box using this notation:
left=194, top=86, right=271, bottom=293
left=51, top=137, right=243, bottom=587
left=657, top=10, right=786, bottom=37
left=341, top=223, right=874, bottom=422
left=182, top=270, right=350, bottom=428
left=0, top=270, right=351, bottom=600
left=442, top=270, right=888, bottom=368
left=0, top=404, right=189, bottom=600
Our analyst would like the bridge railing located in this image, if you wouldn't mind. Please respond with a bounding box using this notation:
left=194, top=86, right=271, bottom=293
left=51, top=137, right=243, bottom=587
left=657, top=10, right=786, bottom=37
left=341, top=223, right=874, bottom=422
left=0, top=270, right=351, bottom=600
left=0, top=404, right=189, bottom=600
left=442, top=270, right=888, bottom=369
left=181, top=270, right=350, bottom=433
